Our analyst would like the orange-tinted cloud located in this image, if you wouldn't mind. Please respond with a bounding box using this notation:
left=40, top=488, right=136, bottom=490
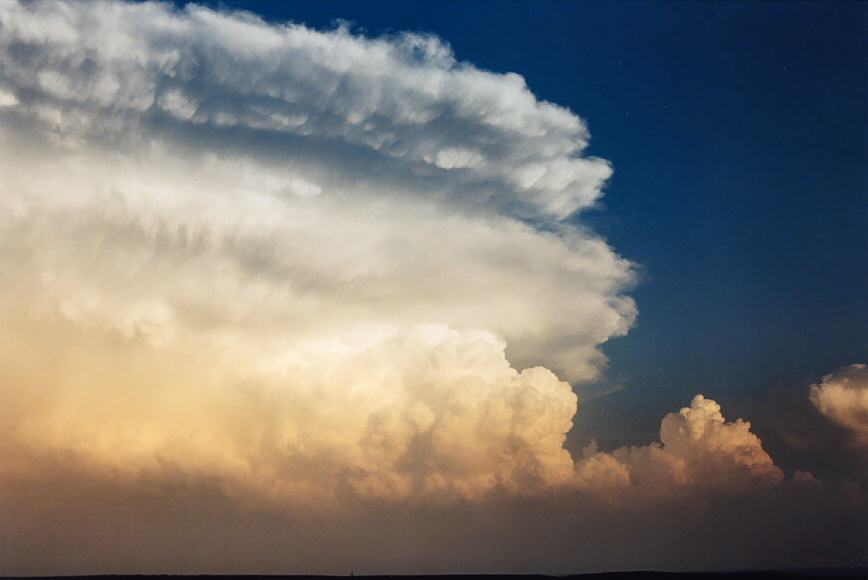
left=811, top=364, right=868, bottom=445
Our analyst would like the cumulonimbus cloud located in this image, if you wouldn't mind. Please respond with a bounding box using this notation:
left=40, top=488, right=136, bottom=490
left=0, top=0, right=636, bottom=501
left=0, top=0, right=787, bottom=506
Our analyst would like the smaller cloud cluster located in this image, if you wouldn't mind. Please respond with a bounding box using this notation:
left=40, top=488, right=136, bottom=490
left=811, top=364, right=868, bottom=446
left=574, top=394, right=783, bottom=496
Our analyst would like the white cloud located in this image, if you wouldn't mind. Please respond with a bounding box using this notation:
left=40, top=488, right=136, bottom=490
left=0, top=86, right=17, bottom=107
left=811, top=364, right=868, bottom=445
left=0, top=0, right=634, bottom=501
left=0, top=0, right=634, bottom=382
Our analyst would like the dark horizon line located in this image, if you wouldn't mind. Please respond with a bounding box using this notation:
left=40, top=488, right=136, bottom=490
left=11, top=568, right=868, bottom=580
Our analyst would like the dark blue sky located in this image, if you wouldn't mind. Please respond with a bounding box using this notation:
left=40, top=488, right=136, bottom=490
left=203, top=1, right=868, bottom=449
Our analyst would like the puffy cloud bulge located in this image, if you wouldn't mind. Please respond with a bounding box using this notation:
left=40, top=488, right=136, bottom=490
left=574, top=395, right=783, bottom=496
left=811, top=364, right=868, bottom=445
left=0, top=0, right=785, bottom=505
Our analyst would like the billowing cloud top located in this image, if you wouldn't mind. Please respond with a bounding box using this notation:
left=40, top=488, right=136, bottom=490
left=0, top=0, right=634, bottom=380
left=0, top=0, right=613, bottom=217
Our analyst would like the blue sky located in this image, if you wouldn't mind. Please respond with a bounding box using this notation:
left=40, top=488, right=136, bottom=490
left=208, top=0, right=868, bottom=446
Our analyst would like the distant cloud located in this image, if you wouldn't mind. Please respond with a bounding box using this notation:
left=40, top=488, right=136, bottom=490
left=811, top=364, right=868, bottom=445
left=574, top=394, right=783, bottom=495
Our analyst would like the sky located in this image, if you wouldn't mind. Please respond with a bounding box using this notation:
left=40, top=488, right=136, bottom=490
left=0, top=0, right=866, bottom=575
